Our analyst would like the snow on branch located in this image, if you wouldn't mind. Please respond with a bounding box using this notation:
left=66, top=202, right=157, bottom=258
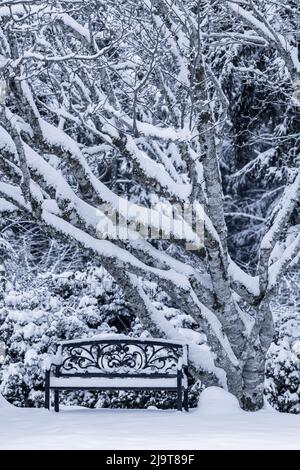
left=103, top=102, right=191, bottom=142
left=41, top=210, right=191, bottom=290
left=0, top=198, right=18, bottom=213
left=230, top=148, right=277, bottom=182
left=228, top=258, right=260, bottom=299
left=0, top=2, right=91, bottom=44
left=0, top=182, right=31, bottom=212
left=38, top=120, right=200, bottom=245
left=226, top=1, right=300, bottom=76
left=260, top=171, right=300, bottom=252
left=131, top=274, right=227, bottom=386
left=268, top=232, right=300, bottom=289
left=0, top=124, right=17, bottom=155
left=124, top=135, right=191, bottom=201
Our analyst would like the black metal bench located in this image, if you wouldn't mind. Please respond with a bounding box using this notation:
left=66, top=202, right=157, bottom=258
left=45, top=337, right=189, bottom=412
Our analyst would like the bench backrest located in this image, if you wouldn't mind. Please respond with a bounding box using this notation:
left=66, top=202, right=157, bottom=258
left=54, top=338, right=188, bottom=378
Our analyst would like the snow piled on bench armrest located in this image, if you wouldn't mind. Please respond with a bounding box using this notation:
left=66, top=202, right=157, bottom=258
left=43, top=346, right=64, bottom=370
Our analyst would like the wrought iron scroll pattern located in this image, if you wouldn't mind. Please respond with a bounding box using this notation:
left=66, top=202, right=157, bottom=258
left=61, top=342, right=182, bottom=374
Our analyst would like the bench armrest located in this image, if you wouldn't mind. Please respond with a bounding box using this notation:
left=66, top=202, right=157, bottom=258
left=177, top=345, right=188, bottom=390
left=176, top=344, right=188, bottom=370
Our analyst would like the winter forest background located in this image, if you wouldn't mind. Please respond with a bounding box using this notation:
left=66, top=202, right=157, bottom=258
left=0, top=0, right=300, bottom=414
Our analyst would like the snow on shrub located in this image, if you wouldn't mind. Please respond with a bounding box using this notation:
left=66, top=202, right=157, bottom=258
left=265, top=308, right=300, bottom=414
left=0, top=266, right=132, bottom=407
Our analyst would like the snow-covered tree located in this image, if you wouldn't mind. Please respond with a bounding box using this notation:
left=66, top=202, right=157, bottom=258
left=0, top=0, right=299, bottom=411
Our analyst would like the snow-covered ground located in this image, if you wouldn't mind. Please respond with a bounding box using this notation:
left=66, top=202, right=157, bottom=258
left=1, top=387, right=300, bottom=450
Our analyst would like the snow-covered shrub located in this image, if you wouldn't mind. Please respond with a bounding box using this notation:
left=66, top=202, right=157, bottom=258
left=0, top=266, right=133, bottom=407
left=265, top=313, right=300, bottom=413
left=265, top=273, right=300, bottom=413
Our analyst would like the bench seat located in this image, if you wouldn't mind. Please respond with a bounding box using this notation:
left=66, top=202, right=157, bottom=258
left=50, top=376, right=178, bottom=389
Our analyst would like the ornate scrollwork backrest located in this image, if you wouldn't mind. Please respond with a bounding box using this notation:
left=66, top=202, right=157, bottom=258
left=59, top=340, right=184, bottom=376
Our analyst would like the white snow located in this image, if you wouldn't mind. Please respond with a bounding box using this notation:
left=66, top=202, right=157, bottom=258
left=228, top=258, right=260, bottom=297
left=0, top=198, right=17, bottom=213
left=58, top=13, right=91, bottom=43
left=0, top=182, right=30, bottom=211
left=1, top=387, right=300, bottom=449
left=58, top=333, right=187, bottom=346
left=0, top=124, right=17, bottom=155
left=50, top=377, right=178, bottom=388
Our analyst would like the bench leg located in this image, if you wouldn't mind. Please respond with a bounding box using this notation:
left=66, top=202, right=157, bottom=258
left=45, top=385, right=50, bottom=410
left=177, top=387, right=182, bottom=411
left=184, top=389, right=188, bottom=412
left=54, top=390, right=59, bottom=412
left=45, top=371, right=50, bottom=410
left=177, top=372, right=183, bottom=411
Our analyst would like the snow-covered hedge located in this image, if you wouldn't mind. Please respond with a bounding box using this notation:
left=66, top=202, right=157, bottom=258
left=266, top=274, right=300, bottom=414
left=265, top=311, right=300, bottom=414
left=0, top=268, right=125, bottom=406
left=0, top=265, right=133, bottom=407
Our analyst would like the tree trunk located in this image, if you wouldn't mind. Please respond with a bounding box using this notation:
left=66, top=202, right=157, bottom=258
left=241, top=298, right=275, bottom=410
